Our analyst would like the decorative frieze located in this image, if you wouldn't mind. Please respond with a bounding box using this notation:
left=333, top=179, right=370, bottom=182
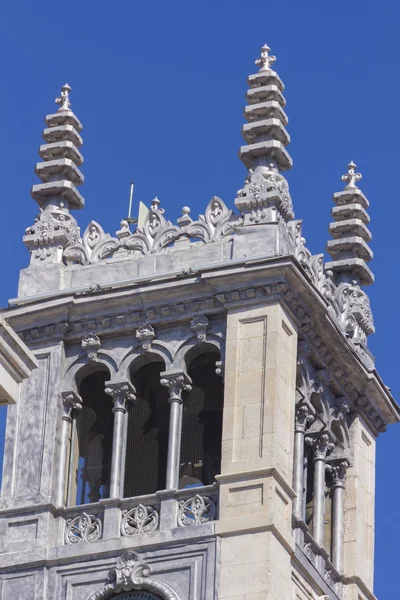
left=65, top=512, right=102, bottom=544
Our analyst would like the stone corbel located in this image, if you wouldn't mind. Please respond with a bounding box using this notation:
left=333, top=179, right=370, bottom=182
left=61, top=390, right=82, bottom=422
left=81, top=333, right=101, bottom=361
left=135, top=324, right=156, bottom=353
left=87, top=551, right=181, bottom=600
left=104, top=381, right=136, bottom=413
left=190, top=314, right=209, bottom=341
left=215, top=361, right=224, bottom=377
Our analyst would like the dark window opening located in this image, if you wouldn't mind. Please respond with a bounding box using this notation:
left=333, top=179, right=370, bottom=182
left=124, top=359, right=169, bottom=498
left=179, top=350, right=223, bottom=489
left=73, top=369, right=113, bottom=505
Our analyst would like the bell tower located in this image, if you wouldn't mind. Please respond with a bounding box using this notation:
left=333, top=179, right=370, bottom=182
left=0, top=46, right=397, bottom=600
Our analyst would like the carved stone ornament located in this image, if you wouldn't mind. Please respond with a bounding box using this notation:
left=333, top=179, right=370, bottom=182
left=329, top=460, right=350, bottom=488
left=121, top=504, right=159, bottom=536
left=87, top=551, right=181, bottom=600
left=330, top=280, right=375, bottom=343
left=135, top=324, right=156, bottom=352
left=55, top=83, right=72, bottom=111
left=160, top=373, right=192, bottom=403
left=295, top=403, right=314, bottom=433
left=342, top=161, right=362, bottom=190
left=190, top=314, right=209, bottom=341
left=24, top=206, right=80, bottom=261
left=306, top=433, right=335, bottom=461
left=255, top=43, right=276, bottom=72
left=104, top=382, right=136, bottom=413
left=235, top=167, right=294, bottom=222
left=178, top=494, right=216, bottom=526
left=81, top=333, right=101, bottom=360
left=63, top=220, right=120, bottom=265
left=65, top=512, right=102, bottom=544
left=61, top=391, right=82, bottom=422
left=182, top=196, right=242, bottom=243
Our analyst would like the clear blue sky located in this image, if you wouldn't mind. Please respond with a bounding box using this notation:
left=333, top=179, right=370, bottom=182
left=0, top=1, right=399, bottom=596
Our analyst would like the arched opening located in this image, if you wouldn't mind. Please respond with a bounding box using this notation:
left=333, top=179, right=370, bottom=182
left=124, top=357, right=169, bottom=498
left=69, top=366, right=113, bottom=505
left=179, top=349, right=223, bottom=488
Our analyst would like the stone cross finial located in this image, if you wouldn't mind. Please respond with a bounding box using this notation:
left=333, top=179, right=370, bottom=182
left=341, top=161, right=362, bottom=190
left=55, top=83, right=72, bottom=111
left=255, top=44, right=276, bottom=72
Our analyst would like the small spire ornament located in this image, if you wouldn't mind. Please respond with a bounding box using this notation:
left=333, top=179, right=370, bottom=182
left=255, top=44, right=276, bottom=72
left=341, top=161, right=362, bottom=190
left=55, top=83, right=72, bottom=111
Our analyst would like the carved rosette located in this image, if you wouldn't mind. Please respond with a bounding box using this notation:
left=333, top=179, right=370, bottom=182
left=65, top=512, right=102, bottom=544
left=87, top=551, right=181, bottom=600
left=81, top=333, right=101, bottom=360
left=178, top=494, right=216, bottom=527
left=190, top=314, right=209, bottom=341
left=295, top=404, right=314, bottom=433
left=306, top=433, right=335, bottom=462
left=61, top=391, right=82, bottom=422
left=104, top=382, right=136, bottom=413
left=160, top=372, right=192, bottom=403
left=121, top=504, right=159, bottom=536
left=135, top=324, right=156, bottom=352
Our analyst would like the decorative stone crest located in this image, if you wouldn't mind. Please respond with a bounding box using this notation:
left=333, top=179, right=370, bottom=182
left=81, top=333, right=101, bottom=360
left=342, top=161, right=362, bottom=190
left=104, top=381, right=136, bottom=412
left=178, top=494, right=216, bottom=526
left=190, top=314, right=209, bottom=341
left=87, top=551, right=181, bottom=600
left=121, top=504, right=159, bottom=536
left=63, top=220, right=120, bottom=265
left=124, top=197, right=181, bottom=255
left=255, top=43, right=276, bottom=72
left=65, top=512, right=102, bottom=544
left=135, top=324, right=156, bottom=352
left=183, top=196, right=241, bottom=243
left=55, top=83, right=72, bottom=111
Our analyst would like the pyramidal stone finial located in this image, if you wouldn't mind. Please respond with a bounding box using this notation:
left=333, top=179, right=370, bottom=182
left=24, top=84, right=85, bottom=263
left=55, top=83, right=72, bottom=112
left=326, top=161, right=374, bottom=287
left=255, top=44, right=276, bottom=72
left=342, top=161, right=362, bottom=190
left=235, top=43, right=294, bottom=225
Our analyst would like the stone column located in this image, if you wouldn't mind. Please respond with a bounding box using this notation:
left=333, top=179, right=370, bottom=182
left=105, top=381, right=136, bottom=499
left=161, top=372, right=192, bottom=490
left=306, top=433, right=334, bottom=547
left=330, top=460, right=349, bottom=573
left=293, top=404, right=314, bottom=519
left=58, top=391, right=82, bottom=507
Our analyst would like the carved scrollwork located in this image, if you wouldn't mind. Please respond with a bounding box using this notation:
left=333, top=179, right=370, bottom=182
left=124, top=197, right=181, bottom=255
left=63, top=220, right=120, bottom=265
left=87, top=551, right=181, bottom=600
left=177, top=494, right=216, bottom=526
left=65, top=512, right=102, bottom=544
left=121, top=504, right=159, bottom=536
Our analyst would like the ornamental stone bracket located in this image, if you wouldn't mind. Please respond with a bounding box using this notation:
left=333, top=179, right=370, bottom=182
left=87, top=551, right=181, bottom=600
left=81, top=333, right=101, bottom=361
left=190, top=314, right=209, bottom=341
left=135, top=324, right=156, bottom=352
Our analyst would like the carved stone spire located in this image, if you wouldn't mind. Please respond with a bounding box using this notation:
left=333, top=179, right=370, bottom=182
left=326, top=162, right=373, bottom=286
left=24, top=84, right=84, bottom=263
left=235, top=43, right=294, bottom=224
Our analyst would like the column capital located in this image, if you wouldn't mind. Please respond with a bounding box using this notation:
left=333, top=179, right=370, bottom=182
left=105, top=381, right=136, bottom=413
left=160, top=371, right=192, bottom=404
left=328, top=459, right=350, bottom=488
left=61, top=390, right=82, bottom=422
left=306, top=432, right=335, bottom=462
left=295, top=403, right=314, bottom=433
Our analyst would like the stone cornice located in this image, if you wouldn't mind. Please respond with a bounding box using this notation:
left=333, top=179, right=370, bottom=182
left=3, top=257, right=398, bottom=428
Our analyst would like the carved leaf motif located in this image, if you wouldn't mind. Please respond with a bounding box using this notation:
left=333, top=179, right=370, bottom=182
left=186, top=197, right=238, bottom=243
left=65, top=512, right=102, bottom=544
left=121, top=504, right=159, bottom=536
left=63, top=220, right=120, bottom=265
left=178, top=494, right=216, bottom=526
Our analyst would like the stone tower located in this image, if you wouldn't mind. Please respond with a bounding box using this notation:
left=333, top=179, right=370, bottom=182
left=0, top=45, right=397, bottom=600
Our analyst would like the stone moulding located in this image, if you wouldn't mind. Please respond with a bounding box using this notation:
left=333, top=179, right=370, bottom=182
left=87, top=551, right=181, bottom=600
